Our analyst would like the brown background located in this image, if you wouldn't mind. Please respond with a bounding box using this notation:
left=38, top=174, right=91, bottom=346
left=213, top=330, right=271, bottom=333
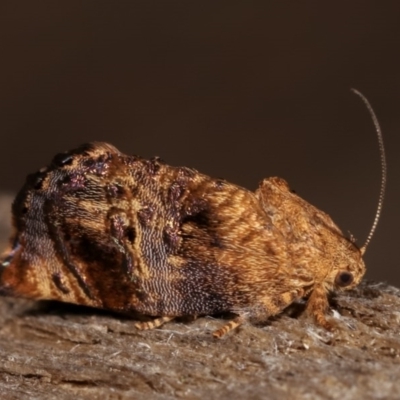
left=0, top=1, right=399, bottom=286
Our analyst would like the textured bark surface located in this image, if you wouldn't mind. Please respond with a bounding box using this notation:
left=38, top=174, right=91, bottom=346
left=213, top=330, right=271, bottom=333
left=0, top=194, right=399, bottom=400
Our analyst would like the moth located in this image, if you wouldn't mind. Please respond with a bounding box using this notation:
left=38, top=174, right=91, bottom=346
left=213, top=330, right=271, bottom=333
left=0, top=90, right=386, bottom=338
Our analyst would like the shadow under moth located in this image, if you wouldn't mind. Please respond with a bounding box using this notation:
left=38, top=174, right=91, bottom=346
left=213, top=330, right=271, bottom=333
left=0, top=90, right=387, bottom=338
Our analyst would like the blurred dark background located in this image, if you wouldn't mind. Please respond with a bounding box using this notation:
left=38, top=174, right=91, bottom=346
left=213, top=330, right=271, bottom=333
left=0, top=2, right=399, bottom=285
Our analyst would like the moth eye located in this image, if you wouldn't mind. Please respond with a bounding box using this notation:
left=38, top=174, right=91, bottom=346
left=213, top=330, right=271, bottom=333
left=335, top=271, right=354, bottom=287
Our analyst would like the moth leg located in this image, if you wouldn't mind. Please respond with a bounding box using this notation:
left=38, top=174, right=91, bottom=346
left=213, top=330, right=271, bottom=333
left=306, top=285, right=334, bottom=330
left=263, top=287, right=306, bottom=314
left=213, top=288, right=307, bottom=339
left=135, top=316, right=175, bottom=331
left=212, top=315, right=245, bottom=339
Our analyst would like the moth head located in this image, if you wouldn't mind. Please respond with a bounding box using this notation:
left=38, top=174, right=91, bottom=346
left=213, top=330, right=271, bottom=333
left=325, top=238, right=366, bottom=292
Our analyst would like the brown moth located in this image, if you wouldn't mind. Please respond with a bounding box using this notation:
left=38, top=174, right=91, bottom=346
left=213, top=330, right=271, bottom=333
left=0, top=90, right=386, bottom=338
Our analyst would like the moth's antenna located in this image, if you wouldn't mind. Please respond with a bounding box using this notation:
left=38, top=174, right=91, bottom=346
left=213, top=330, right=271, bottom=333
left=350, top=89, right=387, bottom=255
